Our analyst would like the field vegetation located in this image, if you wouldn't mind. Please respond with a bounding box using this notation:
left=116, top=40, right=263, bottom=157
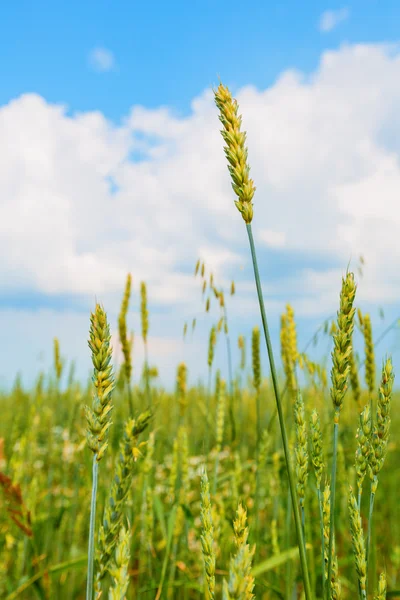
left=0, top=85, right=399, bottom=600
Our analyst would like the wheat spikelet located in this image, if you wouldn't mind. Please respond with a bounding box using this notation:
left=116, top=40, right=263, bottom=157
left=222, top=503, right=255, bottom=600
left=95, top=411, right=151, bottom=587
left=294, top=392, right=308, bottom=506
left=107, top=525, right=131, bottom=600
left=348, top=488, right=367, bottom=599
left=214, top=83, right=256, bottom=224
left=355, top=404, right=371, bottom=503
left=330, top=272, right=357, bottom=416
left=208, top=327, right=217, bottom=369
left=238, top=335, right=246, bottom=371
left=280, top=313, right=296, bottom=397
left=309, top=409, right=324, bottom=490
left=362, top=314, right=376, bottom=395
left=118, top=273, right=133, bottom=385
left=200, top=469, right=216, bottom=600
left=368, top=357, right=394, bottom=492
left=53, top=337, right=63, bottom=382
left=374, top=573, right=387, bottom=600
left=348, top=345, right=361, bottom=408
left=176, top=362, right=188, bottom=419
left=140, top=282, right=149, bottom=344
left=322, top=484, right=341, bottom=599
left=85, top=303, right=115, bottom=461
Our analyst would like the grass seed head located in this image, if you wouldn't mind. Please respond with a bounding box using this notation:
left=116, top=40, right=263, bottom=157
left=140, top=281, right=149, bottom=343
left=330, top=272, right=357, bottom=415
left=85, top=303, right=115, bottom=461
left=118, top=273, right=133, bottom=384
left=200, top=470, right=216, bottom=600
left=214, top=83, right=256, bottom=224
left=348, top=487, right=367, bottom=595
left=362, top=314, right=376, bottom=394
left=310, top=409, right=324, bottom=490
left=374, top=573, right=387, bottom=600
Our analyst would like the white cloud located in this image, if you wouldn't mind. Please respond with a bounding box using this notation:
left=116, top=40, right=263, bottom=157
left=2, top=42, right=400, bottom=387
left=319, top=8, right=350, bottom=32
left=258, top=229, right=286, bottom=248
left=88, top=47, right=116, bottom=72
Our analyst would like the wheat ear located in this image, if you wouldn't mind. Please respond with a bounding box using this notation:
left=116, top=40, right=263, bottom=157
left=118, top=273, right=133, bottom=414
left=85, top=303, right=115, bottom=600
left=200, top=469, right=216, bottom=600
left=327, top=272, right=357, bottom=600
left=95, top=411, right=151, bottom=593
left=222, top=503, right=255, bottom=600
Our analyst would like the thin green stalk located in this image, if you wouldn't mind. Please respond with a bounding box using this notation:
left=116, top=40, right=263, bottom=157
left=318, top=488, right=326, bottom=599
left=144, top=343, right=152, bottom=405
left=206, top=366, right=212, bottom=456
left=254, top=388, right=262, bottom=559
left=224, top=317, right=236, bottom=443
left=327, top=413, right=339, bottom=600
left=285, top=484, right=293, bottom=600
left=366, top=490, right=376, bottom=595
left=245, top=222, right=312, bottom=600
left=125, top=382, right=133, bottom=416
left=300, top=503, right=306, bottom=551
left=86, top=456, right=98, bottom=600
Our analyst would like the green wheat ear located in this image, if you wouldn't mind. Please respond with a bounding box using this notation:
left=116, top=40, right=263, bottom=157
left=85, top=303, right=115, bottom=462
left=214, top=82, right=256, bottom=224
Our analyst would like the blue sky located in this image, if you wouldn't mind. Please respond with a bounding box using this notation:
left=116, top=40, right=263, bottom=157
left=1, top=1, right=400, bottom=391
left=1, top=1, right=399, bottom=120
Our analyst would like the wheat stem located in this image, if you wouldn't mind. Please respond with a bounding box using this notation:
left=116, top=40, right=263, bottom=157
left=245, top=223, right=312, bottom=599
left=86, top=456, right=98, bottom=600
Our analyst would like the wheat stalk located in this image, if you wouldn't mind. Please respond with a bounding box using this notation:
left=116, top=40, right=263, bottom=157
left=214, top=81, right=312, bottom=600
left=85, top=303, right=115, bottom=600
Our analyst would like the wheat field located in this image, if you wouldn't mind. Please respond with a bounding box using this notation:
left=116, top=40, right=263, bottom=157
left=0, top=84, right=399, bottom=600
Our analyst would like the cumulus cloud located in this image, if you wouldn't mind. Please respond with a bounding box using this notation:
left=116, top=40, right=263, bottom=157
left=88, top=47, right=116, bottom=72
left=319, top=8, right=349, bottom=32
left=2, top=42, right=400, bottom=387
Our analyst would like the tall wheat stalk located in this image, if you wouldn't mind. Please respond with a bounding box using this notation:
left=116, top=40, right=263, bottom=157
left=326, top=272, right=357, bottom=600
left=214, top=82, right=312, bottom=600
left=85, top=304, right=115, bottom=600
left=118, top=273, right=134, bottom=414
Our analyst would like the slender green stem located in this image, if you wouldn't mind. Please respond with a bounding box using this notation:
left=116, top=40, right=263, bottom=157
left=327, top=415, right=339, bottom=600
left=212, top=452, right=220, bottom=497
left=206, top=366, right=212, bottom=456
left=300, top=501, right=306, bottom=552
left=317, top=488, right=326, bottom=600
left=223, top=314, right=236, bottom=443
left=86, top=456, right=98, bottom=600
left=126, top=383, right=134, bottom=416
left=366, top=489, right=376, bottom=596
left=254, top=389, right=261, bottom=560
left=144, top=343, right=152, bottom=405
left=245, top=223, right=312, bottom=600
left=285, top=484, right=293, bottom=600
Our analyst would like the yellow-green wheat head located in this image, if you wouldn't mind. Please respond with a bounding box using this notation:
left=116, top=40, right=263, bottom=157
left=208, top=326, right=217, bottom=369
left=118, top=272, right=133, bottom=383
left=140, top=281, right=149, bottom=343
left=238, top=334, right=246, bottom=371
left=214, top=82, right=256, bottom=224
left=330, top=272, right=357, bottom=416
left=176, top=362, right=188, bottom=418
left=53, top=337, right=63, bottom=381
left=362, top=313, right=376, bottom=395
left=85, top=303, right=115, bottom=461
